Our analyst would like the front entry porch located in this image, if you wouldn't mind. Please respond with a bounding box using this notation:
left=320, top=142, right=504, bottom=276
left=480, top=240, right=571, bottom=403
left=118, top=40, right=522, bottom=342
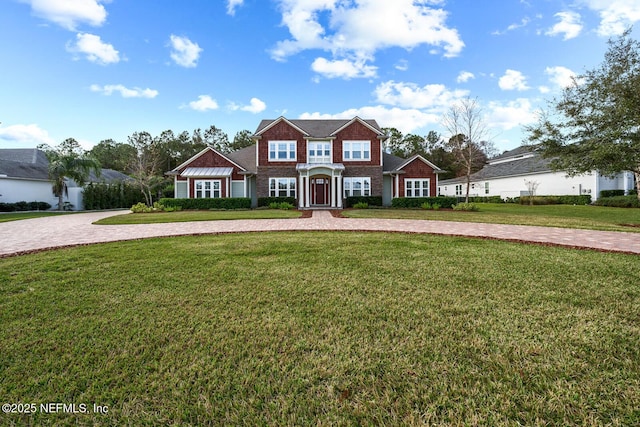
left=296, top=163, right=345, bottom=209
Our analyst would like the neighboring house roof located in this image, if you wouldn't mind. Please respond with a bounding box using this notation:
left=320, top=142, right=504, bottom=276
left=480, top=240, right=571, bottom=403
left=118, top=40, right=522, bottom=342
left=382, top=152, right=406, bottom=172
left=0, top=148, right=131, bottom=184
left=439, top=146, right=553, bottom=185
left=254, top=117, right=384, bottom=138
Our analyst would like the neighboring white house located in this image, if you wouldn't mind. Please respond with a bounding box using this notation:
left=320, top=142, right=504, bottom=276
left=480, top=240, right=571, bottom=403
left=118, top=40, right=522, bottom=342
left=0, top=148, right=132, bottom=210
left=438, top=146, right=635, bottom=201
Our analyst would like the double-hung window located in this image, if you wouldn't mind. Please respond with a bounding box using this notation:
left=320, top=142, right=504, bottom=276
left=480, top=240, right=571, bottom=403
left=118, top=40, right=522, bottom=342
left=405, top=179, right=430, bottom=197
left=485, top=182, right=490, bottom=194
left=269, top=178, right=296, bottom=198
left=308, top=141, right=332, bottom=163
left=455, top=184, right=463, bottom=196
left=343, top=140, right=370, bottom=161
left=343, top=177, right=371, bottom=197
left=194, top=180, right=221, bottom=198
left=269, top=141, right=296, bottom=161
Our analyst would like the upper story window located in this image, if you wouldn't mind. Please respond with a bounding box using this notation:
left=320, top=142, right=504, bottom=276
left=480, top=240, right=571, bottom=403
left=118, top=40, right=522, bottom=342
left=343, top=140, right=370, bottom=161
left=308, top=141, right=332, bottom=164
left=269, top=141, right=296, bottom=161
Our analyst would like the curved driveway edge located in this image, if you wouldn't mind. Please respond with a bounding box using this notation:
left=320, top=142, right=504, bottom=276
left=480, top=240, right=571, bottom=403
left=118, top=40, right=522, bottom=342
left=1, top=210, right=639, bottom=257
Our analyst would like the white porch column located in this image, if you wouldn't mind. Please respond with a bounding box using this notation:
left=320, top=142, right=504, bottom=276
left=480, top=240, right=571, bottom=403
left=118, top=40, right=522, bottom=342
left=624, top=171, right=632, bottom=194
left=298, top=173, right=305, bottom=208
left=187, top=178, right=191, bottom=198
left=174, top=176, right=178, bottom=198
left=394, top=175, right=399, bottom=199
left=226, top=177, right=230, bottom=197
left=337, top=175, right=343, bottom=208
left=305, top=174, right=311, bottom=208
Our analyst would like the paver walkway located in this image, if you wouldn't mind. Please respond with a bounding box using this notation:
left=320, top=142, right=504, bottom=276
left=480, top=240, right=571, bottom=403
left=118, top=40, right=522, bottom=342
left=1, top=209, right=639, bottom=257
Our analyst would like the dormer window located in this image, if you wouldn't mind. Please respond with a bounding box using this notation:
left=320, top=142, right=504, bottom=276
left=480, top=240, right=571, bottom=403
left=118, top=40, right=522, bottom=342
left=343, top=140, right=370, bottom=161
left=308, top=141, right=331, bottom=163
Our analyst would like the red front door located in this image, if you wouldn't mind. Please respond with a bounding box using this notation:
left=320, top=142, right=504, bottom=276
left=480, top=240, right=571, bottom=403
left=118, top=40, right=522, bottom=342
left=312, top=177, right=329, bottom=205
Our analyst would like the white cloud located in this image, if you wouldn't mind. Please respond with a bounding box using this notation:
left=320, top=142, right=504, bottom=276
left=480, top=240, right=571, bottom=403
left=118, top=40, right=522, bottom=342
left=498, top=69, right=530, bottom=91
left=456, top=71, right=475, bottom=83
left=187, top=95, right=219, bottom=112
left=168, top=35, right=202, bottom=68
left=487, top=98, right=537, bottom=131
left=300, top=106, right=440, bottom=135
left=226, top=0, right=244, bottom=16
left=311, top=57, right=377, bottom=79
left=21, top=0, right=107, bottom=31
left=0, top=123, right=54, bottom=145
left=394, top=60, right=409, bottom=71
left=546, top=11, right=583, bottom=40
left=545, top=66, right=578, bottom=89
left=270, top=0, right=464, bottom=77
left=374, top=80, right=469, bottom=110
left=90, top=84, right=158, bottom=98
left=229, top=97, right=266, bottom=113
left=584, top=0, right=640, bottom=36
left=66, top=33, right=120, bottom=65
left=493, top=17, right=531, bottom=35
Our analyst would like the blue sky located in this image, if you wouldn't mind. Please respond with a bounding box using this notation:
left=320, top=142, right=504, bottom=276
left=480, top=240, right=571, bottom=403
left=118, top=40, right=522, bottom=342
left=1, top=0, right=640, bottom=153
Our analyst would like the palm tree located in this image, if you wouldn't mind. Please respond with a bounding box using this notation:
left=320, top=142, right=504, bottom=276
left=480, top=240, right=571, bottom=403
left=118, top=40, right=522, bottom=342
left=43, top=139, right=102, bottom=210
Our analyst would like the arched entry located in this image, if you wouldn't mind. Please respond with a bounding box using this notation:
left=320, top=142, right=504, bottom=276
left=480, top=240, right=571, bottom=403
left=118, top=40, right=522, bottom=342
left=311, top=175, right=330, bottom=206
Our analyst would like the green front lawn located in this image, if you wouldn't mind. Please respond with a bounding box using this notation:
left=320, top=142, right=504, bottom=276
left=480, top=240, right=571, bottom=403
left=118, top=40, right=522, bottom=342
left=1, top=232, right=638, bottom=425
left=0, top=211, right=70, bottom=223
left=94, top=209, right=302, bottom=224
left=343, top=203, right=640, bottom=232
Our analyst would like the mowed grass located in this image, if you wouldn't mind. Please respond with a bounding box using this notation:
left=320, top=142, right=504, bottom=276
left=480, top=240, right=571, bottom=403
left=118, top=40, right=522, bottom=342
left=94, top=209, right=302, bottom=224
left=343, top=203, right=640, bottom=232
left=0, top=212, right=70, bottom=223
left=1, top=232, right=639, bottom=425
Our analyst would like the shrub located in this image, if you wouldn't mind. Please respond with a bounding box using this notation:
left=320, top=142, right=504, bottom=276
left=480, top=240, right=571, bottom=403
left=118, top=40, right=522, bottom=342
left=258, top=197, right=296, bottom=208
left=268, top=202, right=280, bottom=209
left=278, top=202, right=295, bottom=210
left=468, top=196, right=503, bottom=203
left=421, top=202, right=432, bottom=210
left=345, top=196, right=382, bottom=208
left=83, top=182, right=145, bottom=210
left=131, top=202, right=153, bottom=213
left=432, top=203, right=441, bottom=211
left=159, top=197, right=251, bottom=210
left=353, top=202, right=369, bottom=209
left=600, top=189, right=625, bottom=198
left=453, top=203, right=479, bottom=211
left=392, top=197, right=457, bottom=209
left=594, top=195, right=640, bottom=208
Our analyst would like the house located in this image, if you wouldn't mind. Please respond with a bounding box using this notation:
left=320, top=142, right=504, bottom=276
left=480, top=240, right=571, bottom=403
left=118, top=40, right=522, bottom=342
left=0, top=148, right=132, bottom=210
left=437, top=146, right=634, bottom=201
left=167, top=116, right=444, bottom=208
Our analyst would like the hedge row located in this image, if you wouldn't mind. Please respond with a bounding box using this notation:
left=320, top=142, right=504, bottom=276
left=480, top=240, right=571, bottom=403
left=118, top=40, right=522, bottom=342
left=258, top=197, right=296, bottom=207
left=345, top=196, right=382, bottom=208
left=159, top=197, right=251, bottom=210
left=83, top=182, right=146, bottom=210
left=0, top=201, right=52, bottom=212
left=518, top=195, right=592, bottom=205
left=594, top=195, right=640, bottom=208
left=600, top=189, right=637, bottom=198
left=392, top=197, right=458, bottom=209
left=466, top=196, right=504, bottom=203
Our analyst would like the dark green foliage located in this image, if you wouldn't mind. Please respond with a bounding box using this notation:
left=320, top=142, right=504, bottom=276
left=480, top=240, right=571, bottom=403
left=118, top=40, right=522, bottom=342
left=392, top=196, right=457, bottom=208
left=0, top=201, right=51, bottom=212
left=600, top=189, right=626, bottom=198
left=353, top=202, right=369, bottom=209
left=159, top=197, right=251, bottom=210
left=83, top=182, right=145, bottom=210
left=258, top=197, right=296, bottom=207
left=467, top=196, right=504, bottom=203
left=594, top=195, right=640, bottom=208
left=345, top=196, right=382, bottom=208
left=518, top=195, right=591, bottom=205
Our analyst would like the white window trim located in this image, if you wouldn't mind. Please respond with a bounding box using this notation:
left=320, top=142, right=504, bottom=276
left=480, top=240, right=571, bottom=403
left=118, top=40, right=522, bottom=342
left=405, top=179, right=430, bottom=197
left=194, top=179, right=221, bottom=199
left=269, top=177, right=297, bottom=198
left=342, top=140, right=371, bottom=161
left=343, top=177, right=371, bottom=197
left=455, top=184, right=463, bottom=196
left=307, top=141, right=332, bottom=164
left=268, top=140, right=297, bottom=162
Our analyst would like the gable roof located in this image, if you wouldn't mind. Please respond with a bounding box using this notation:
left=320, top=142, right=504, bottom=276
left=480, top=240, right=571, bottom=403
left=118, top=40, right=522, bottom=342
left=439, top=146, right=553, bottom=185
left=253, top=117, right=384, bottom=139
left=393, top=154, right=444, bottom=173
left=169, top=146, right=248, bottom=174
left=226, top=144, right=257, bottom=173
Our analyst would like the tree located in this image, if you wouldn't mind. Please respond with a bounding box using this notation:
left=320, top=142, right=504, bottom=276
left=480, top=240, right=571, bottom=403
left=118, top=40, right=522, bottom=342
left=40, top=138, right=101, bottom=210
left=127, top=131, right=163, bottom=206
left=230, top=129, right=255, bottom=152
left=382, top=127, right=405, bottom=157
left=526, top=29, right=640, bottom=201
left=203, top=125, right=230, bottom=153
left=442, top=97, right=494, bottom=202
left=88, top=139, right=137, bottom=172
left=524, top=179, right=540, bottom=205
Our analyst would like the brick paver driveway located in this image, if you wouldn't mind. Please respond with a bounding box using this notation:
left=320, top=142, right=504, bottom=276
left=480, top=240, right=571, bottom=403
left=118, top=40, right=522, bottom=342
left=1, top=210, right=639, bottom=257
